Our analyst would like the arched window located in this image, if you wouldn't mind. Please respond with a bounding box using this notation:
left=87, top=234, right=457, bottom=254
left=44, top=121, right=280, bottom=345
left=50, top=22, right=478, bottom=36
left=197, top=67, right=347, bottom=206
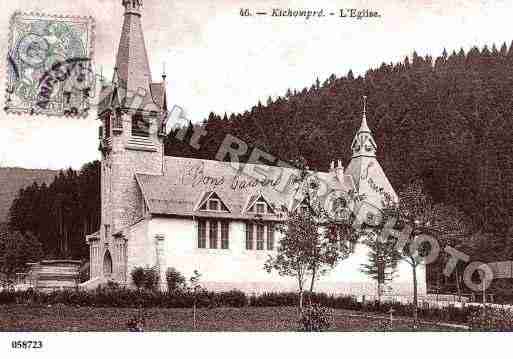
left=103, top=250, right=113, bottom=277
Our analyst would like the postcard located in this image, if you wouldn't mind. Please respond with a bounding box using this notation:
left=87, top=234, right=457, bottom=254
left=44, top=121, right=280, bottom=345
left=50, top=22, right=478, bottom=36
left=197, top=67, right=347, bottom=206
left=1, top=0, right=512, bottom=357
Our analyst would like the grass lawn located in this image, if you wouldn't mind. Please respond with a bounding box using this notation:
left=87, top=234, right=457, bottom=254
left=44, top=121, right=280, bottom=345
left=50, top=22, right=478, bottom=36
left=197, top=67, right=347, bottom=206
left=0, top=305, right=465, bottom=332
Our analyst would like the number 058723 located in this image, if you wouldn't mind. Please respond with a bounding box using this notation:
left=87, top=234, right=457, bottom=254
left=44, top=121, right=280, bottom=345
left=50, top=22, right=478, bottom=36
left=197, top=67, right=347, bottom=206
left=11, top=340, right=43, bottom=349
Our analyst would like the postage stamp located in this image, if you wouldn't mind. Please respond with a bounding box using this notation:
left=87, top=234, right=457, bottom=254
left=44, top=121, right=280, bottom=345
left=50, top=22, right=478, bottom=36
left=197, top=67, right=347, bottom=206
left=5, top=12, right=95, bottom=117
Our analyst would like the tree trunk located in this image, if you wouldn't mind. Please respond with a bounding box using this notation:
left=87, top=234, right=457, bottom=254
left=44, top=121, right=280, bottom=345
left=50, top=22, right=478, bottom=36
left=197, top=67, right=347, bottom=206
left=455, top=267, right=462, bottom=302
left=412, top=263, right=418, bottom=328
left=299, top=288, right=304, bottom=313
left=309, top=266, right=317, bottom=294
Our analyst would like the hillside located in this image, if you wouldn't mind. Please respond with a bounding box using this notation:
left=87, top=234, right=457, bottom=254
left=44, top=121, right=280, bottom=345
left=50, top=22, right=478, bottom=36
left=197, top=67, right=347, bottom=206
left=0, top=167, right=58, bottom=223
left=166, top=44, right=513, bottom=238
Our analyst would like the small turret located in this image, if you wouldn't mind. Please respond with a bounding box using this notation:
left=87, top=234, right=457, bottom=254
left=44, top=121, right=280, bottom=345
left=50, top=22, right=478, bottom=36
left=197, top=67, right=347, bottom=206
left=351, top=96, right=377, bottom=158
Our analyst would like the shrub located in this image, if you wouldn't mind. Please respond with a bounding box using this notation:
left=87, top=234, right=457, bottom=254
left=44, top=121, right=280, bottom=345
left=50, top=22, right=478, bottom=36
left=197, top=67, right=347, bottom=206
left=165, top=267, right=186, bottom=293
left=250, top=292, right=298, bottom=307
left=143, top=267, right=160, bottom=291
left=468, top=306, right=513, bottom=331
left=299, top=304, right=333, bottom=331
left=131, top=267, right=146, bottom=289
left=216, top=290, right=247, bottom=308
left=0, top=289, right=16, bottom=305
left=79, top=263, right=90, bottom=284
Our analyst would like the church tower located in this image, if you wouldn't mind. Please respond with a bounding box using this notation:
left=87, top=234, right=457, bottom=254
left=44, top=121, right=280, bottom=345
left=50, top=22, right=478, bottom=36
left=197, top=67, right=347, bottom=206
left=345, top=97, right=397, bottom=220
left=95, top=0, right=167, bottom=281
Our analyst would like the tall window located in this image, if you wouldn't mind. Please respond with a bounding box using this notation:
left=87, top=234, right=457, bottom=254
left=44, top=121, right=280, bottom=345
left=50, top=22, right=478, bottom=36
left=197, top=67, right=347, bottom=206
left=221, top=221, right=229, bottom=249
left=209, top=221, right=218, bottom=249
left=245, top=223, right=254, bottom=250
left=131, top=112, right=150, bottom=137
left=266, top=223, right=275, bottom=250
left=256, top=224, right=265, bottom=250
left=198, top=220, right=207, bottom=248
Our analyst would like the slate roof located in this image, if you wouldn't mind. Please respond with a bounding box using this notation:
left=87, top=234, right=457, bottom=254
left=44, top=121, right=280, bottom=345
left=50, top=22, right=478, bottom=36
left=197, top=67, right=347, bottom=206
left=135, top=156, right=352, bottom=221
left=345, top=156, right=398, bottom=211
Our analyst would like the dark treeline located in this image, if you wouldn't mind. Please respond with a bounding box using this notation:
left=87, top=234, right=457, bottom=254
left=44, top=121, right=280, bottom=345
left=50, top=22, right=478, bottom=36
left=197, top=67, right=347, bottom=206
left=8, top=161, right=100, bottom=260
left=167, top=43, right=513, bottom=244
left=8, top=43, right=513, bottom=271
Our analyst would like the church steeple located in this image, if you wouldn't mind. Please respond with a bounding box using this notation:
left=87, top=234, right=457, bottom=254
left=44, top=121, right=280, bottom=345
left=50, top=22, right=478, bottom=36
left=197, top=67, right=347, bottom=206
left=113, top=0, right=159, bottom=111
left=351, top=96, right=377, bottom=158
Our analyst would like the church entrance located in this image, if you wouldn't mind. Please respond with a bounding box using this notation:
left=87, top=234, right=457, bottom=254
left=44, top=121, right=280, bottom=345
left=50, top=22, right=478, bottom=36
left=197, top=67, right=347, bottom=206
left=103, top=250, right=113, bottom=277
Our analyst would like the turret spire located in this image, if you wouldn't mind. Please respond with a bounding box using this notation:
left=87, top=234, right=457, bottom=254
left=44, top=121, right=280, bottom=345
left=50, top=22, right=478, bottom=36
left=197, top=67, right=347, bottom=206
left=351, top=96, right=377, bottom=158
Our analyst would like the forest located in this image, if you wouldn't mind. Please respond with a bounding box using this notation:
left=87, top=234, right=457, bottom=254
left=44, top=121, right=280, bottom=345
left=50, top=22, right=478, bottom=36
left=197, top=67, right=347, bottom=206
left=5, top=42, right=513, bottom=291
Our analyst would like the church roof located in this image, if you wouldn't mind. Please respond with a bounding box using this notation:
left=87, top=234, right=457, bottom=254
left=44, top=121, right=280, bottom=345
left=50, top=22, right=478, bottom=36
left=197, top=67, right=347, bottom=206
left=135, top=156, right=351, bottom=221
left=345, top=155, right=397, bottom=211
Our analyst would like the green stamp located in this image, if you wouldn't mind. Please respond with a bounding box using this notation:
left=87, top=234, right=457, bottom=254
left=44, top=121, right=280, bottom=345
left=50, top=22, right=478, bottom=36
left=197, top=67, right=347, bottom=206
left=5, top=12, right=95, bottom=117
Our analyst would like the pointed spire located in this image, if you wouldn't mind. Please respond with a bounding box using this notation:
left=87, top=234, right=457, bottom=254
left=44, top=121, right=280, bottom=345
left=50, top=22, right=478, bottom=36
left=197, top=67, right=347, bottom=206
left=359, top=95, right=371, bottom=133
left=351, top=96, right=377, bottom=158
left=114, top=0, right=159, bottom=111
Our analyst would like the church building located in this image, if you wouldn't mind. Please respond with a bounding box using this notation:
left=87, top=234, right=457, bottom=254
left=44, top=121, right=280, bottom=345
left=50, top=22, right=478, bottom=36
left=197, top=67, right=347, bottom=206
left=85, top=0, right=426, bottom=296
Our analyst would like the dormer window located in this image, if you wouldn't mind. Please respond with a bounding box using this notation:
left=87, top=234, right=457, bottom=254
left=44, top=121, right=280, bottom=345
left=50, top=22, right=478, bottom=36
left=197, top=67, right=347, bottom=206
left=198, top=192, right=229, bottom=212
left=247, top=195, right=274, bottom=214
left=132, top=112, right=150, bottom=137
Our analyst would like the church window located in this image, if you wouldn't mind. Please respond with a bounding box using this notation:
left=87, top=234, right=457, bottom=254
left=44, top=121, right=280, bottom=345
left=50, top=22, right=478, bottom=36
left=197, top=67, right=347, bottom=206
left=198, top=220, right=207, bottom=248
left=197, top=219, right=229, bottom=250
left=221, top=221, right=229, bottom=249
left=256, top=224, right=265, bottom=250
left=245, top=223, right=254, bottom=250
left=266, top=223, right=275, bottom=250
left=209, top=221, right=218, bottom=249
left=131, top=112, right=150, bottom=137
left=245, top=222, right=275, bottom=251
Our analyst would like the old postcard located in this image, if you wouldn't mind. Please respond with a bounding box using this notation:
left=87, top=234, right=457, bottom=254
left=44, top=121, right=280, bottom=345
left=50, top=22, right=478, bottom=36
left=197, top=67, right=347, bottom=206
left=1, top=0, right=512, bottom=357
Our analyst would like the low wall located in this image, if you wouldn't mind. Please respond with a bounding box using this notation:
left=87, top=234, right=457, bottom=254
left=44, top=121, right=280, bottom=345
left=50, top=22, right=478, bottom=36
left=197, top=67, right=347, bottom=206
left=27, top=260, right=81, bottom=292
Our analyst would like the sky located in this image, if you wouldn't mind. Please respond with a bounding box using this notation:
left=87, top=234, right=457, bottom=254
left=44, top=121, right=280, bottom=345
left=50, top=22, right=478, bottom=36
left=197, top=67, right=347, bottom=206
left=1, top=0, right=512, bottom=170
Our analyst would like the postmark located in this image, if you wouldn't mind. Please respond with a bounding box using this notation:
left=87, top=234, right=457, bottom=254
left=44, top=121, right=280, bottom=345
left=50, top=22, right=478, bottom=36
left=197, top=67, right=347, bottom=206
left=5, top=12, right=95, bottom=117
